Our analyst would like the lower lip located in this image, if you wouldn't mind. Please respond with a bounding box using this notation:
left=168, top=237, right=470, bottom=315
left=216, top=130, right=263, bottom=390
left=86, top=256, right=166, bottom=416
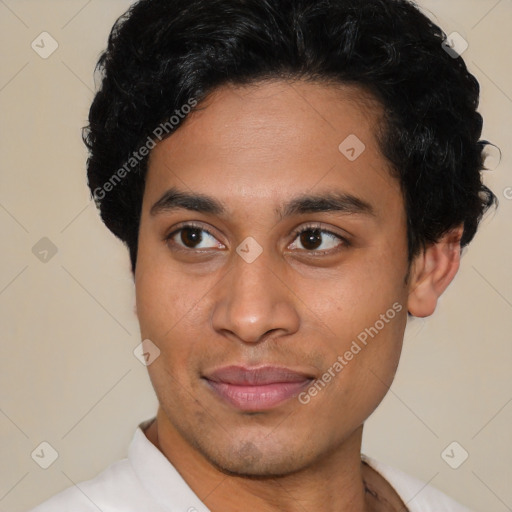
left=205, top=379, right=312, bottom=411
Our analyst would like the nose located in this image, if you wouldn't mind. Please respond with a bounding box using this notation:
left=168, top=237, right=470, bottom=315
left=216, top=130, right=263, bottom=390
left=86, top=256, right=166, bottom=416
left=211, top=253, right=300, bottom=344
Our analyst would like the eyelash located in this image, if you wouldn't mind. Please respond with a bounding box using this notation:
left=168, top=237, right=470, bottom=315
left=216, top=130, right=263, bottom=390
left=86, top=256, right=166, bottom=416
left=164, top=222, right=349, bottom=253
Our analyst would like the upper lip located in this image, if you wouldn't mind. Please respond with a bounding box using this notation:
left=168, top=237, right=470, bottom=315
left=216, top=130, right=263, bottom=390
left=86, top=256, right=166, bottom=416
left=203, top=365, right=314, bottom=385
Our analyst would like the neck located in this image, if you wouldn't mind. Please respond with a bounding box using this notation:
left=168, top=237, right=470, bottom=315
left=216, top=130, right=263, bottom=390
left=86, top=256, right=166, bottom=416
left=145, top=407, right=377, bottom=512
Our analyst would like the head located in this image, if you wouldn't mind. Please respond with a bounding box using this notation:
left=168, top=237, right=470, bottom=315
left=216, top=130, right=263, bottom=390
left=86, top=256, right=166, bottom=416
left=84, top=0, right=496, bottom=477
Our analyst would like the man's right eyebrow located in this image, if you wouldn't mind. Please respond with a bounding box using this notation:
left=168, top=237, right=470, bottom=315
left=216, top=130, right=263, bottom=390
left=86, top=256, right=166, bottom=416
left=150, top=188, right=226, bottom=216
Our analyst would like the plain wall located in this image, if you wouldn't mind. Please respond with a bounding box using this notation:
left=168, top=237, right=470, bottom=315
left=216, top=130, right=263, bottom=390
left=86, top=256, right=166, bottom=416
left=0, top=1, right=510, bottom=511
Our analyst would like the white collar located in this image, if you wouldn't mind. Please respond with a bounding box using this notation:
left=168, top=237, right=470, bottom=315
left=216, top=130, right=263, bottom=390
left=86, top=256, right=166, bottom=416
left=128, top=419, right=210, bottom=512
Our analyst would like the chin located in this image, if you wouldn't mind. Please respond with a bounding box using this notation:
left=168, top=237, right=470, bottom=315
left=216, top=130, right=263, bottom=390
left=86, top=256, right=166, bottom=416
left=198, top=438, right=313, bottom=478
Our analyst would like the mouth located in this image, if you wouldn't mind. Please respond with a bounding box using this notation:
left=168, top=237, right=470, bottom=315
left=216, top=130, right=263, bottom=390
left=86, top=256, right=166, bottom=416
left=202, top=365, right=315, bottom=412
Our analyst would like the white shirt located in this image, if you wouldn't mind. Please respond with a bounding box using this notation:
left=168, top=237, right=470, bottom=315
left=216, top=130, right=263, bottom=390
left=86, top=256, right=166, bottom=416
left=28, top=419, right=473, bottom=512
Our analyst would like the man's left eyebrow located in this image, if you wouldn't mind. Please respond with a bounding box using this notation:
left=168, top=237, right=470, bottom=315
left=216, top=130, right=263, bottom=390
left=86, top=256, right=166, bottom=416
left=280, top=192, right=376, bottom=218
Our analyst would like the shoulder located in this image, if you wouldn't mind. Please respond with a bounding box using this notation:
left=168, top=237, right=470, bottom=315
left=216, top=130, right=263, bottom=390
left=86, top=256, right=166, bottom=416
left=362, top=454, right=474, bottom=512
left=26, top=458, right=159, bottom=512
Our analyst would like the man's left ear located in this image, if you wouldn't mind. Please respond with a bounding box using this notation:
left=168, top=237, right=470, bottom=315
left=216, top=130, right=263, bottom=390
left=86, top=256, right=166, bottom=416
left=407, top=225, right=464, bottom=318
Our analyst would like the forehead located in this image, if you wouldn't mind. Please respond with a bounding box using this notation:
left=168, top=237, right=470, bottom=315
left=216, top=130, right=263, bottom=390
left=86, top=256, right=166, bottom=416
left=145, top=80, right=401, bottom=216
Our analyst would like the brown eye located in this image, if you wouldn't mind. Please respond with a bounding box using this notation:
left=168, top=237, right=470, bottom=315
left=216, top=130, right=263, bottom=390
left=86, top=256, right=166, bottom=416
left=180, top=227, right=203, bottom=248
left=166, top=225, right=225, bottom=251
left=289, top=227, right=345, bottom=253
left=300, top=229, right=323, bottom=250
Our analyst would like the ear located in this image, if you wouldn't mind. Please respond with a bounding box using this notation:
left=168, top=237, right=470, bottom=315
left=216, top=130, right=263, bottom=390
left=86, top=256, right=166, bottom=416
left=407, top=225, right=464, bottom=317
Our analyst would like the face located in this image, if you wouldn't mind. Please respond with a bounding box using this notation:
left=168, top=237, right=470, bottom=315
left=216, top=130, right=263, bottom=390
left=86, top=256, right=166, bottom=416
left=135, top=80, right=411, bottom=476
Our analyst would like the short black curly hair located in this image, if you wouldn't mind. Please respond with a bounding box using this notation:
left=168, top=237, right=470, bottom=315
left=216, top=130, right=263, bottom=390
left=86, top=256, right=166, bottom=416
left=84, top=0, right=497, bottom=273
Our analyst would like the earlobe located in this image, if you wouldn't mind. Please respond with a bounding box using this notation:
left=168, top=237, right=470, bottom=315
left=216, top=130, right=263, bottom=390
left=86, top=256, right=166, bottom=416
left=407, top=225, right=464, bottom=318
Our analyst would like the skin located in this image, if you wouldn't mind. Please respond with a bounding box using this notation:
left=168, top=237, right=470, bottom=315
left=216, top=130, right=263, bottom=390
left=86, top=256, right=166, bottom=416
left=135, top=80, right=463, bottom=512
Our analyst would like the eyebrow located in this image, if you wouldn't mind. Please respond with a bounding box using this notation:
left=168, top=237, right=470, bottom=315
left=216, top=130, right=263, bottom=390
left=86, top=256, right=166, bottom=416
left=150, top=187, right=375, bottom=219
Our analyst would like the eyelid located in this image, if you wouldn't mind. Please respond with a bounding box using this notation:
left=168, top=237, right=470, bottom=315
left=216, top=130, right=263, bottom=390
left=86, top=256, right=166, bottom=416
left=289, top=222, right=349, bottom=243
left=165, top=221, right=216, bottom=240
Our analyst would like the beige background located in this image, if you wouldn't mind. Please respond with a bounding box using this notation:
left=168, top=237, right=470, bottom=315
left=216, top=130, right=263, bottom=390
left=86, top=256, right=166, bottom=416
left=0, top=0, right=511, bottom=511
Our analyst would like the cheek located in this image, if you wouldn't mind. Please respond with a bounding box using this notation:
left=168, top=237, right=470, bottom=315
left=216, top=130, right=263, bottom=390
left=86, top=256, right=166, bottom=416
left=135, top=242, right=204, bottom=337
left=297, top=260, right=407, bottom=398
left=135, top=271, right=181, bottom=338
left=296, top=256, right=407, bottom=334
left=135, top=228, right=226, bottom=336
left=314, top=307, right=406, bottom=427
left=136, top=270, right=201, bottom=395
left=134, top=256, right=219, bottom=372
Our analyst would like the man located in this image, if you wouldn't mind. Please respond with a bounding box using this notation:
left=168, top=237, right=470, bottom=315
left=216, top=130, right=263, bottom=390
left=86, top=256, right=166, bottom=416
left=30, top=0, right=496, bottom=510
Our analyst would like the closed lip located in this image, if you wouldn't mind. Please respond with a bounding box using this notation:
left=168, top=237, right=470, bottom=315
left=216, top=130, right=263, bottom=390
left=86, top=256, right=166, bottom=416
left=202, top=365, right=315, bottom=385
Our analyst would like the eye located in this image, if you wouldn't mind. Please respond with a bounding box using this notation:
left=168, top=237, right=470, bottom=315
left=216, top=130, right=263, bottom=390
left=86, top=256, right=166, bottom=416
left=165, top=224, right=345, bottom=253
left=166, top=225, right=225, bottom=250
left=288, top=227, right=346, bottom=253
